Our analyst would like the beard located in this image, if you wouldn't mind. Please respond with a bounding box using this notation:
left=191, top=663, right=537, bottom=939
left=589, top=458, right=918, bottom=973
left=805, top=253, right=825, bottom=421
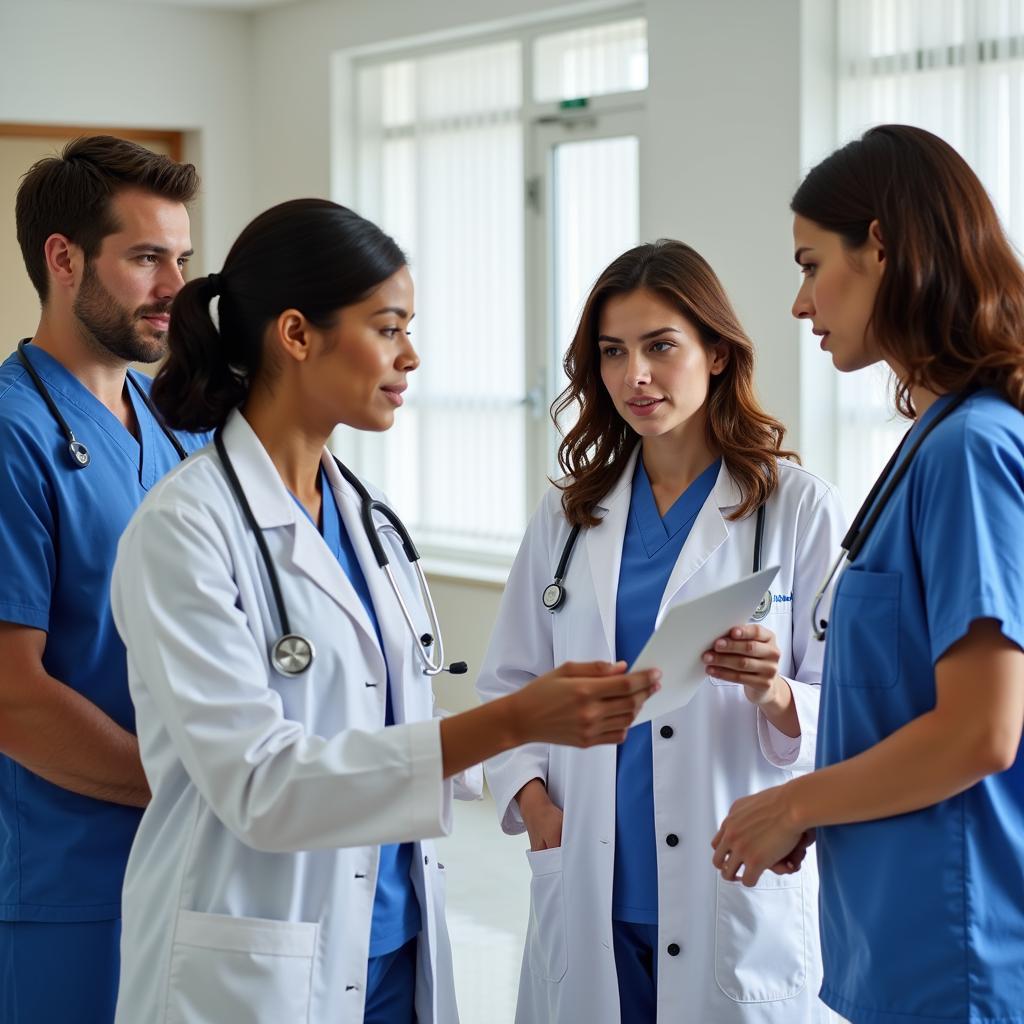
left=73, top=261, right=169, bottom=364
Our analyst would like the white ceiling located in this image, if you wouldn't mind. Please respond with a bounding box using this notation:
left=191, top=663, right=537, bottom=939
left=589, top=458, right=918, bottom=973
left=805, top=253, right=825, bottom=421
left=124, top=0, right=303, bottom=10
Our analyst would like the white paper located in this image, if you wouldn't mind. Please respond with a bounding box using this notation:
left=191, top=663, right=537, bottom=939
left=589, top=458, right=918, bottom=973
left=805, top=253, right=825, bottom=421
left=631, top=565, right=781, bottom=725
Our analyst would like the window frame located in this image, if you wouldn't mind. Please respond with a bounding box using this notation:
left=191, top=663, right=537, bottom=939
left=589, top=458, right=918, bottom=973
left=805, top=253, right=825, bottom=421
left=342, top=6, right=648, bottom=577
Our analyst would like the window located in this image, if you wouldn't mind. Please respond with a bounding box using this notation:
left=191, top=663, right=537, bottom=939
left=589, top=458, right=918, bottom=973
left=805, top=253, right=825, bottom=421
left=533, top=18, right=648, bottom=102
left=351, top=14, right=647, bottom=571
left=833, top=0, right=1024, bottom=513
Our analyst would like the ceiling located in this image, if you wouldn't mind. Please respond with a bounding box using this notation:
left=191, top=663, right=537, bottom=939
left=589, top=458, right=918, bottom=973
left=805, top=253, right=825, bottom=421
left=124, top=0, right=304, bottom=10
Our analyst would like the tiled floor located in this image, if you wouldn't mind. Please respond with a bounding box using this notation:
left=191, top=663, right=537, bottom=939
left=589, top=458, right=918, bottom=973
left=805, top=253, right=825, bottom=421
left=436, top=794, right=531, bottom=1024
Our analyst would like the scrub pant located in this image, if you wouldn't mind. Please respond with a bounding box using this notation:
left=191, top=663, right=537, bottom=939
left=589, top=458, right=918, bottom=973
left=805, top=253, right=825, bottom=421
left=365, top=936, right=418, bottom=1024
left=613, top=920, right=658, bottom=1024
left=0, top=918, right=121, bottom=1024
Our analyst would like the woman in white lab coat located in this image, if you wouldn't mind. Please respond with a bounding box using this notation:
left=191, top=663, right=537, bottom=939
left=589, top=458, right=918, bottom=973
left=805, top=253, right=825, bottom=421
left=108, top=199, right=659, bottom=1024
left=476, top=240, right=845, bottom=1023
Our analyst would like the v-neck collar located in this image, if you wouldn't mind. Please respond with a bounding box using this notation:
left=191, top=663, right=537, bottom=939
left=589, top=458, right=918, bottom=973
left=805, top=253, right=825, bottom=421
left=19, top=341, right=148, bottom=481
left=321, top=471, right=341, bottom=551
left=630, top=456, right=721, bottom=557
left=289, top=467, right=330, bottom=538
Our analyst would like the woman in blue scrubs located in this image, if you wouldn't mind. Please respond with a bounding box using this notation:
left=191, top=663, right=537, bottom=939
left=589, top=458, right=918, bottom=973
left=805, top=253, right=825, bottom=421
left=712, top=125, right=1024, bottom=1024
left=477, top=241, right=844, bottom=1023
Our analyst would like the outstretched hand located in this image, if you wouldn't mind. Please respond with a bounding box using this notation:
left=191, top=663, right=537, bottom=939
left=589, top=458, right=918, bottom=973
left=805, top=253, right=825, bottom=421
left=515, top=660, right=661, bottom=748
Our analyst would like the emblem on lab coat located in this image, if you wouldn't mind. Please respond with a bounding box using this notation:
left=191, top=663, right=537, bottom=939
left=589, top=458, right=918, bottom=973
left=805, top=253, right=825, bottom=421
left=750, top=590, right=772, bottom=621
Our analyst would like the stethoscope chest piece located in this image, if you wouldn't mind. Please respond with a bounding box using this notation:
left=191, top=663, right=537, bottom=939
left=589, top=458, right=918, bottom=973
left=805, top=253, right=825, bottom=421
left=750, top=590, right=772, bottom=622
left=542, top=582, right=566, bottom=612
left=272, top=633, right=315, bottom=676
left=69, top=440, right=91, bottom=468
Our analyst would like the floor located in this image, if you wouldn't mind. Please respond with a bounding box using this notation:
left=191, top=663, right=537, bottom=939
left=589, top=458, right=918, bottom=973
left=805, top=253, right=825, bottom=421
left=436, top=793, right=531, bottom=1024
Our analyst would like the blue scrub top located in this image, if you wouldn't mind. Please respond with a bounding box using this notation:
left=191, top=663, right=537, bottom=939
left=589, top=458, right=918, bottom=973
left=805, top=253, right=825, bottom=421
left=612, top=456, right=721, bottom=924
left=296, top=474, right=421, bottom=957
left=0, top=343, right=208, bottom=922
left=816, top=391, right=1024, bottom=1024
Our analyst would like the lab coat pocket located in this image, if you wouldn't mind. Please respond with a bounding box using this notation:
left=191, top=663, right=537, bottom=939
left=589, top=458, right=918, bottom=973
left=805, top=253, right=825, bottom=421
left=714, top=873, right=806, bottom=1003
left=165, top=909, right=317, bottom=1024
left=830, top=570, right=901, bottom=689
left=525, top=846, right=568, bottom=983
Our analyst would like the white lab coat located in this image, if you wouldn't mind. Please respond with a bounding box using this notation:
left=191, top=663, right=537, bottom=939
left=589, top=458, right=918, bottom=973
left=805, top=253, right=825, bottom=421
left=110, top=410, right=479, bottom=1024
left=477, top=452, right=844, bottom=1024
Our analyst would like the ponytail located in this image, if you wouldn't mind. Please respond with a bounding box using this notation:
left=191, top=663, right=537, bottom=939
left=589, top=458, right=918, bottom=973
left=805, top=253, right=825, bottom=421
left=152, top=198, right=407, bottom=432
left=152, top=274, right=248, bottom=432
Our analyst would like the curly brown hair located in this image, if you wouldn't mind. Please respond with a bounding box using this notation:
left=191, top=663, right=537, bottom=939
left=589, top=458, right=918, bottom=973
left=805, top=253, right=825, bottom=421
left=553, top=240, right=797, bottom=528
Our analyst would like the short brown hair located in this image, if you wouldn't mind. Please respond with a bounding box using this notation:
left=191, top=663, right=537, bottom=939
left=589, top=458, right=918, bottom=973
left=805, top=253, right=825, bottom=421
left=15, top=135, right=200, bottom=302
left=554, top=240, right=797, bottom=528
left=792, top=124, right=1024, bottom=415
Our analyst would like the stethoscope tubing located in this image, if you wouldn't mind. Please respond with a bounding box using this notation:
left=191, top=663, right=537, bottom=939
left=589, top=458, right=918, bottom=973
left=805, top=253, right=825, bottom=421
left=810, top=388, right=974, bottom=640
left=544, top=491, right=769, bottom=614
left=16, top=338, right=188, bottom=466
left=214, top=427, right=451, bottom=678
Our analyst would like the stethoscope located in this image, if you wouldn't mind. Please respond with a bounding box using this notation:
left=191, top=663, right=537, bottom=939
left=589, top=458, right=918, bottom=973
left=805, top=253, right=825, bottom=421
left=810, top=388, right=974, bottom=640
left=542, top=499, right=770, bottom=618
left=15, top=338, right=188, bottom=467
left=213, top=429, right=468, bottom=679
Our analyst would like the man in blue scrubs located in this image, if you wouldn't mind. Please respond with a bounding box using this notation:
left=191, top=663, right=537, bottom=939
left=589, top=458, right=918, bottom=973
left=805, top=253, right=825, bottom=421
left=0, top=137, right=206, bottom=1023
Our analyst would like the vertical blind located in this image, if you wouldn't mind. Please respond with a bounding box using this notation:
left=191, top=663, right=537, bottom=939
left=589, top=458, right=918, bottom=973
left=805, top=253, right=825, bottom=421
left=834, top=0, right=1024, bottom=513
left=353, top=17, right=647, bottom=564
left=356, top=41, right=526, bottom=561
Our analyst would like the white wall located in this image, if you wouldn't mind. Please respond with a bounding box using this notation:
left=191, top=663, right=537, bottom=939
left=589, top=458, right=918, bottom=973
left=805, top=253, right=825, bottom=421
left=643, top=0, right=804, bottom=448
left=0, top=0, right=256, bottom=272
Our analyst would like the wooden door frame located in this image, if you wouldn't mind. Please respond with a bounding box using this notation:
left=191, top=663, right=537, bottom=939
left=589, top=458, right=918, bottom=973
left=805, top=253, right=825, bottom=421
left=0, top=123, right=183, bottom=162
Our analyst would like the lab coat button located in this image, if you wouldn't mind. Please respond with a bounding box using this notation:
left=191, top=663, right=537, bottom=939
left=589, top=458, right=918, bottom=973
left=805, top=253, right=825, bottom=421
left=666, top=833, right=679, bottom=847
left=424, top=855, right=430, bottom=865
left=667, top=943, right=681, bottom=957
left=660, top=725, right=674, bottom=738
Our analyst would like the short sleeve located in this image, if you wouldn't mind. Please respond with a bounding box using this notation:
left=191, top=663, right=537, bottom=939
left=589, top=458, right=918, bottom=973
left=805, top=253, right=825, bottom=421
left=0, top=422, right=56, bottom=631
left=914, top=407, right=1024, bottom=662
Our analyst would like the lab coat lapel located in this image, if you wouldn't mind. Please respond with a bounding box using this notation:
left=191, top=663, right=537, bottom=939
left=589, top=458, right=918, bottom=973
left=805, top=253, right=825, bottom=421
left=655, top=462, right=742, bottom=626
left=586, top=448, right=640, bottom=658
left=219, top=412, right=382, bottom=659
left=323, top=455, right=413, bottom=717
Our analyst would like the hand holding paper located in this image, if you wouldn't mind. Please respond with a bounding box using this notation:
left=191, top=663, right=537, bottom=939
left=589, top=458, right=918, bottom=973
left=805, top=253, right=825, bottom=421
left=630, top=566, right=781, bottom=725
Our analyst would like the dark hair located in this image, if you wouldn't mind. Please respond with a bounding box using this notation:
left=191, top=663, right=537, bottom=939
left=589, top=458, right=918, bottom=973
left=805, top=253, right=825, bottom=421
left=792, top=123, right=1024, bottom=415
left=15, top=135, right=199, bottom=303
left=153, top=198, right=407, bottom=432
left=554, top=240, right=797, bottom=528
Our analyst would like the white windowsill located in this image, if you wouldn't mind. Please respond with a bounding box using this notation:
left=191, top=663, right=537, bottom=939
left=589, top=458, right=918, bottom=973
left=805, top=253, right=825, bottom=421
left=422, top=555, right=511, bottom=588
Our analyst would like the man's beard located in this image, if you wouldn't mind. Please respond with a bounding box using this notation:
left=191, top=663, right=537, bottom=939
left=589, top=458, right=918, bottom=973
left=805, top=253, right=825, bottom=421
left=73, top=262, right=169, bottom=364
